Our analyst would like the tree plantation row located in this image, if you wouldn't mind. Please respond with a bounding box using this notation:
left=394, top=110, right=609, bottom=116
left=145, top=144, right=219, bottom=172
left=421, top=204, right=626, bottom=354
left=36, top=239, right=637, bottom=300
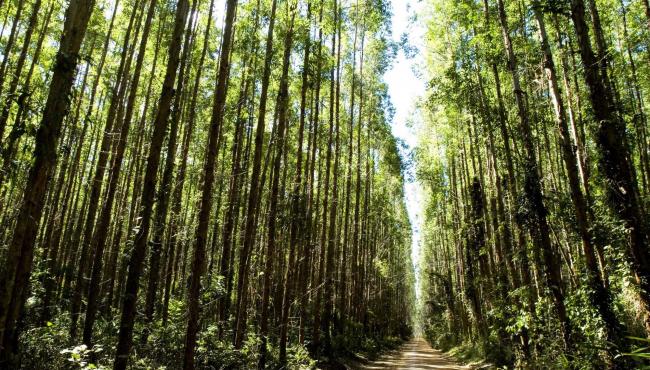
left=0, top=0, right=416, bottom=368
left=417, top=0, right=650, bottom=368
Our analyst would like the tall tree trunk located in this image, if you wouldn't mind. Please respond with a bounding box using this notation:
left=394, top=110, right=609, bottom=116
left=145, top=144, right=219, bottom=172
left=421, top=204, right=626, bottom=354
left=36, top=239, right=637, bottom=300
left=312, top=1, right=338, bottom=353
left=0, top=0, right=25, bottom=136
left=323, top=1, right=341, bottom=354
left=570, top=0, right=650, bottom=335
left=81, top=0, right=161, bottom=345
left=0, top=0, right=41, bottom=155
left=40, top=0, right=113, bottom=324
left=279, top=0, right=313, bottom=360
left=233, top=0, right=277, bottom=349
left=259, top=9, right=296, bottom=367
left=532, top=3, right=625, bottom=364
left=112, top=0, right=190, bottom=366
left=466, top=178, right=487, bottom=338
left=497, top=0, right=572, bottom=350
left=69, top=0, right=142, bottom=338
left=299, top=0, right=324, bottom=344
left=144, top=0, right=197, bottom=335
left=162, top=0, right=217, bottom=325
left=182, top=0, right=237, bottom=366
left=340, top=8, right=359, bottom=326
left=0, top=0, right=95, bottom=363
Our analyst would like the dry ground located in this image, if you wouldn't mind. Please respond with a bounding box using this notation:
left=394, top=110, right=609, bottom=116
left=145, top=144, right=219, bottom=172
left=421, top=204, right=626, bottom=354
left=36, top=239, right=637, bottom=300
left=350, top=338, right=474, bottom=370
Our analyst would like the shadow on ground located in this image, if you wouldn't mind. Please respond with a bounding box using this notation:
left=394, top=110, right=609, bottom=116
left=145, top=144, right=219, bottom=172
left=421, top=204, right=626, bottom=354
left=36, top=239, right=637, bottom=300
left=348, top=338, right=474, bottom=370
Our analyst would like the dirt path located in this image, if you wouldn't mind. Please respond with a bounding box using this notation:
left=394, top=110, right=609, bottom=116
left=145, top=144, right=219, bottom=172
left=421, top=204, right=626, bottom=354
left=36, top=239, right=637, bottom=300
left=353, top=338, right=472, bottom=369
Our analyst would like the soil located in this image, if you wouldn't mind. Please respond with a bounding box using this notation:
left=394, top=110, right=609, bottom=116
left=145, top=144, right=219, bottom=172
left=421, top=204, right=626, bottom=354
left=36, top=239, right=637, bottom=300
left=349, top=338, right=473, bottom=369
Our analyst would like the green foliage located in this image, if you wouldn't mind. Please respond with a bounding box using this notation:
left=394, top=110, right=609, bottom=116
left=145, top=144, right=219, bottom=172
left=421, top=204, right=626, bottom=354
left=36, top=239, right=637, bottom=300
left=267, top=342, right=317, bottom=369
left=285, top=343, right=317, bottom=369
left=19, top=319, right=72, bottom=369
left=138, top=319, right=185, bottom=369
left=195, top=325, right=258, bottom=369
left=414, top=0, right=650, bottom=367
left=623, top=337, right=650, bottom=369
left=446, top=343, right=485, bottom=366
left=60, top=345, right=107, bottom=370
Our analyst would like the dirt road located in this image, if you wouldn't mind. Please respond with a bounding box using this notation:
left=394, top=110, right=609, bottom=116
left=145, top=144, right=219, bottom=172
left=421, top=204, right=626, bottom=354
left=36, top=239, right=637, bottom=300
left=353, top=338, right=472, bottom=369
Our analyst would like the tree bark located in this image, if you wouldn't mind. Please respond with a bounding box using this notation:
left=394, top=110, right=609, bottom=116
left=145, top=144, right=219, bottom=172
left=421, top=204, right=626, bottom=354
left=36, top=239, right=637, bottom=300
left=496, top=0, right=572, bottom=350
left=233, top=0, right=277, bottom=349
left=570, top=0, right=650, bottom=335
left=182, top=0, right=237, bottom=366
left=259, top=9, right=296, bottom=367
left=81, top=0, right=161, bottom=346
left=0, top=0, right=95, bottom=363
left=112, top=0, right=190, bottom=366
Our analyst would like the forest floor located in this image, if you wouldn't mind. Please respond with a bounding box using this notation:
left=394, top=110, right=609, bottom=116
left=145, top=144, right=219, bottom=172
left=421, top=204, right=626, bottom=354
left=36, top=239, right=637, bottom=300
left=348, top=338, right=475, bottom=369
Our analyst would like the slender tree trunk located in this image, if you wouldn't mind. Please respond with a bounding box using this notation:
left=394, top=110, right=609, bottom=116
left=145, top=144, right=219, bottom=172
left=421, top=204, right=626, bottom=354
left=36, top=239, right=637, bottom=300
left=340, top=9, right=359, bottom=327
left=144, top=0, right=197, bottom=335
left=466, top=177, right=487, bottom=338
left=112, top=0, right=190, bottom=366
left=312, top=1, right=338, bottom=354
left=182, top=0, right=237, bottom=366
left=69, top=0, right=142, bottom=338
left=323, top=1, right=341, bottom=354
left=532, top=3, right=625, bottom=364
left=259, top=10, right=296, bottom=367
left=497, top=0, right=572, bottom=350
left=279, top=1, right=313, bottom=360
left=81, top=0, right=161, bottom=346
left=0, top=0, right=25, bottom=131
left=233, top=0, right=277, bottom=349
left=0, top=0, right=41, bottom=154
left=162, top=0, right=217, bottom=325
left=0, top=0, right=95, bottom=363
left=570, top=0, right=650, bottom=335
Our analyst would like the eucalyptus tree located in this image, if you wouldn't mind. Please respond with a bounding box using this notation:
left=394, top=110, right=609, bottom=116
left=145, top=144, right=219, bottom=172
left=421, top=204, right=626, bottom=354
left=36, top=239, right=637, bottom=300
left=0, top=0, right=415, bottom=368
left=0, top=0, right=95, bottom=363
